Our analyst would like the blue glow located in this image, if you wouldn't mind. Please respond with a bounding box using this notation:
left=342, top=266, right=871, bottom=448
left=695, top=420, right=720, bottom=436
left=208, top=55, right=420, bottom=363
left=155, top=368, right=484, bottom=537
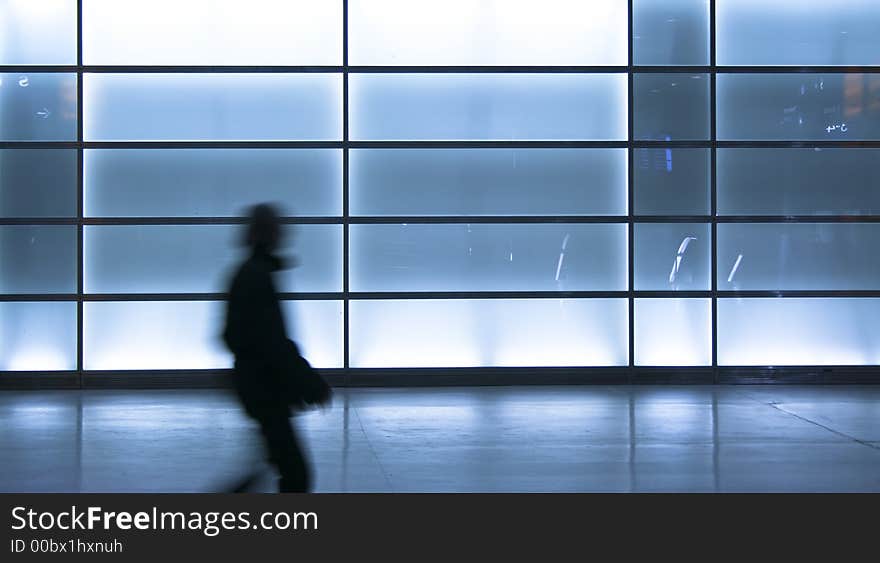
left=84, top=74, right=342, bottom=141
left=0, top=73, right=77, bottom=141
left=349, top=0, right=627, bottom=66
left=717, top=74, right=880, bottom=141
left=350, top=73, right=628, bottom=141
left=0, top=0, right=77, bottom=64
left=350, top=224, right=628, bottom=292
left=350, top=299, right=629, bottom=368
left=83, top=0, right=342, bottom=65
left=633, top=0, right=710, bottom=66
left=84, top=149, right=342, bottom=218
left=718, top=298, right=880, bottom=366
left=717, top=0, right=880, bottom=66
left=84, top=301, right=342, bottom=370
left=0, top=302, right=77, bottom=371
left=635, top=299, right=711, bottom=366
left=350, top=148, right=628, bottom=217
left=718, top=223, right=880, bottom=291
left=84, top=225, right=342, bottom=294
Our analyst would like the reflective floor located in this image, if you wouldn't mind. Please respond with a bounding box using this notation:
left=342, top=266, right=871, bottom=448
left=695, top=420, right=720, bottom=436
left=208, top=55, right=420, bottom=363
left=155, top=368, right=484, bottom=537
left=1, top=386, right=879, bottom=493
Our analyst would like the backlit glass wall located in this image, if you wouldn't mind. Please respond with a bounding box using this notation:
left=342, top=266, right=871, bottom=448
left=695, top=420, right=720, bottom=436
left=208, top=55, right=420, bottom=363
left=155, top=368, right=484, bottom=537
left=2, top=0, right=879, bottom=375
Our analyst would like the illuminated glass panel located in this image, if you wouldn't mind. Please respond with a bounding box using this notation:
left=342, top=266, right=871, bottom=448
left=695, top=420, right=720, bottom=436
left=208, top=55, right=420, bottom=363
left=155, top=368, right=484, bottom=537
left=350, top=299, right=629, bottom=368
left=717, top=0, right=880, bottom=66
left=83, top=0, right=341, bottom=65
left=634, top=148, right=710, bottom=216
left=634, top=73, right=710, bottom=141
left=718, top=223, right=880, bottom=291
left=84, top=149, right=341, bottom=218
left=718, top=298, right=880, bottom=366
left=0, top=226, right=76, bottom=294
left=633, top=0, right=709, bottom=65
left=717, top=148, right=880, bottom=216
left=84, top=74, right=342, bottom=141
left=349, top=0, right=627, bottom=66
left=84, top=225, right=342, bottom=294
left=635, top=299, right=711, bottom=366
left=0, top=73, right=77, bottom=141
left=349, top=74, right=628, bottom=141
left=0, top=302, right=77, bottom=371
left=84, top=300, right=342, bottom=370
left=0, top=149, right=77, bottom=217
left=0, top=0, right=77, bottom=64
left=350, top=224, right=627, bottom=292
left=717, top=74, right=880, bottom=141
left=281, top=300, right=344, bottom=369
left=350, top=148, right=627, bottom=217
left=634, top=223, right=711, bottom=291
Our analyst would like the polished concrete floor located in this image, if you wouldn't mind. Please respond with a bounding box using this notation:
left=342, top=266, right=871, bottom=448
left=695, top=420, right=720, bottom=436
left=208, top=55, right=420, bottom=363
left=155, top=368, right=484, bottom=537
left=1, top=386, right=879, bottom=492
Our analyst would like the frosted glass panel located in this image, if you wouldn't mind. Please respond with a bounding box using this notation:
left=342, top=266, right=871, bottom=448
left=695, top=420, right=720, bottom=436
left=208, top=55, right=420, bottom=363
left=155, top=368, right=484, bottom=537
left=350, top=74, right=628, bottom=141
left=718, top=223, right=880, bottom=291
left=350, top=299, right=629, bottom=368
left=351, top=149, right=627, bottom=217
left=84, top=74, right=342, bottom=141
left=0, top=0, right=77, bottom=64
left=349, top=0, right=626, bottom=66
left=83, top=0, right=341, bottom=65
left=0, top=73, right=77, bottom=141
left=0, top=302, right=76, bottom=371
left=84, top=301, right=229, bottom=370
left=634, top=148, right=710, bottom=215
left=634, top=74, right=710, bottom=141
left=1, top=149, right=77, bottom=217
left=717, top=74, right=880, bottom=141
left=633, top=0, right=709, bottom=65
left=84, top=300, right=341, bottom=370
left=85, top=149, right=341, bottom=218
left=718, top=298, right=880, bottom=366
left=717, top=0, right=880, bottom=66
left=281, top=301, right=343, bottom=369
left=635, top=223, right=710, bottom=291
left=718, top=149, right=880, bottom=216
left=84, top=225, right=342, bottom=294
left=0, top=226, right=76, bottom=293
left=635, top=299, right=711, bottom=366
left=350, top=224, right=627, bottom=292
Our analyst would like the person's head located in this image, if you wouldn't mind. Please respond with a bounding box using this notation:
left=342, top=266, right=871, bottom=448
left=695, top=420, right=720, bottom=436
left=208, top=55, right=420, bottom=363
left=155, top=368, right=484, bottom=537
left=244, top=203, right=283, bottom=252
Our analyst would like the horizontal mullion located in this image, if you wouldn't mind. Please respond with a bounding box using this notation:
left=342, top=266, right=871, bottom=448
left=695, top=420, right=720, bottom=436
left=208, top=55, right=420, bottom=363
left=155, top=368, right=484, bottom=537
left=716, top=141, right=880, bottom=149
left=348, top=141, right=631, bottom=148
left=716, top=216, right=880, bottom=223
left=349, top=216, right=630, bottom=224
left=6, top=141, right=880, bottom=149
left=81, top=141, right=344, bottom=149
left=8, top=216, right=879, bottom=226
left=348, top=66, right=629, bottom=73
left=80, top=216, right=341, bottom=225
left=717, top=290, right=880, bottom=298
left=6, top=291, right=880, bottom=303
left=5, top=65, right=879, bottom=74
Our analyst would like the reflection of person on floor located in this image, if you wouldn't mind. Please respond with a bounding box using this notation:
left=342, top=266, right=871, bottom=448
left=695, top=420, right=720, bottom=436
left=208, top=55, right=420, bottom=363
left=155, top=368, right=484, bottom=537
left=223, top=203, right=311, bottom=492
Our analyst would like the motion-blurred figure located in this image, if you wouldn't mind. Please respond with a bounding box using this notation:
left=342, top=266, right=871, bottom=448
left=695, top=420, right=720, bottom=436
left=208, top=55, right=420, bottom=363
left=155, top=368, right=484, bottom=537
left=223, top=203, right=312, bottom=492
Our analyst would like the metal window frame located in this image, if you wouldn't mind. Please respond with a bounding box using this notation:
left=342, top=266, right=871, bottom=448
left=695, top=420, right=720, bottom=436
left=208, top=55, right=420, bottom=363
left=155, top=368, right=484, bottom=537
left=2, top=0, right=880, bottom=387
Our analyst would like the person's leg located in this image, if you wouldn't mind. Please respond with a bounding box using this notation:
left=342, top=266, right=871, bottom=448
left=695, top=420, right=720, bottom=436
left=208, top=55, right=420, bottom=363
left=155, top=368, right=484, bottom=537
left=258, top=413, right=312, bottom=493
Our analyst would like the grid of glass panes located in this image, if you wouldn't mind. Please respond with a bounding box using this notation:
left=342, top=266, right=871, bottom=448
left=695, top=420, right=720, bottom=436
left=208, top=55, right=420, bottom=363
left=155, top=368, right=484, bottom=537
left=2, top=0, right=879, bottom=376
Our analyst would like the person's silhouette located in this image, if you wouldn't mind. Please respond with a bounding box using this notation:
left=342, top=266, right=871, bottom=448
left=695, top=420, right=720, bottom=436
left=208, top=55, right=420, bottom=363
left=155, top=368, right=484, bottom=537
left=223, top=203, right=311, bottom=492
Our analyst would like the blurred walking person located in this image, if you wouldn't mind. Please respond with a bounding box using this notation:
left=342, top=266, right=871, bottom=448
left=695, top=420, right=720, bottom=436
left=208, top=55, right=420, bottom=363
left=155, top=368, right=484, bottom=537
left=223, top=203, right=329, bottom=493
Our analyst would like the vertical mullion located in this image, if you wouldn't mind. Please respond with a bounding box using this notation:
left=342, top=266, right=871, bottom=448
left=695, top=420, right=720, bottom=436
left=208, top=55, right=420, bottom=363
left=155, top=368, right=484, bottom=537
left=627, top=0, right=635, bottom=378
left=76, top=0, right=84, bottom=387
left=710, top=0, right=718, bottom=378
left=342, top=0, right=350, bottom=381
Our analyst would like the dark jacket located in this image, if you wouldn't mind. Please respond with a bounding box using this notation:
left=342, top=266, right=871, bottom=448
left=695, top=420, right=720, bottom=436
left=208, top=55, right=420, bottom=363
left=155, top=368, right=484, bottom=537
left=223, top=249, right=289, bottom=418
